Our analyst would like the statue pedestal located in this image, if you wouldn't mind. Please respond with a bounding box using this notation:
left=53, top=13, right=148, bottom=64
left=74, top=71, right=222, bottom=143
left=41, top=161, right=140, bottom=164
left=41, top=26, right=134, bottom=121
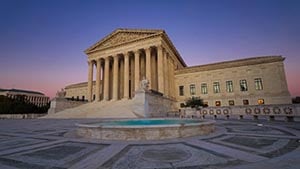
left=131, top=90, right=176, bottom=118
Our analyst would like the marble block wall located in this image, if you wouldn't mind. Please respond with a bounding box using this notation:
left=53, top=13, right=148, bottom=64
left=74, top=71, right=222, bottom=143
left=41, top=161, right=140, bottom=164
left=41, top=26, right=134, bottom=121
left=132, top=90, right=176, bottom=117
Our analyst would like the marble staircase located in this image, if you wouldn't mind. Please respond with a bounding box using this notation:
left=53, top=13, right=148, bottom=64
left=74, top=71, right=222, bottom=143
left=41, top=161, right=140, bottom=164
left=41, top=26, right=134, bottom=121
left=42, top=99, right=137, bottom=119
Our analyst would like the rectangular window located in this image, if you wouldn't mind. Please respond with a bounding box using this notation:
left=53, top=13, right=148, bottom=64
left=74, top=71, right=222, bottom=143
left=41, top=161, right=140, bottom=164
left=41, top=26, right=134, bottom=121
left=201, top=83, right=208, bottom=94
left=243, top=99, right=249, bottom=105
left=229, top=100, right=235, bottom=106
left=190, top=84, right=196, bottom=95
left=179, top=86, right=184, bottom=96
left=180, top=103, right=185, bottom=108
left=215, top=101, right=221, bottom=106
left=258, top=99, right=264, bottom=105
left=213, top=82, right=220, bottom=93
left=240, top=79, right=248, bottom=91
left=226, top=80, right=233, bottom=93
left=255, top=78, right=263, bottom=90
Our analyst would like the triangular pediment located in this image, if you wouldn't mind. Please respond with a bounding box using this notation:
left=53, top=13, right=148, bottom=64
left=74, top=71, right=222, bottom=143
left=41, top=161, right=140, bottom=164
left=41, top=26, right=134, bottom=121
left=85, top=29, right=164, bottom=53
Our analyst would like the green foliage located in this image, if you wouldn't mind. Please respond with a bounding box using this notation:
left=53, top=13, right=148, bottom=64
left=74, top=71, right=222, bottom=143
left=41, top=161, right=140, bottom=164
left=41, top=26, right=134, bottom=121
left=0, top=95, right=50, bottom=114
left=184, top=97, right=205, bottom=109
left=292, top=97, right=300, bottom=104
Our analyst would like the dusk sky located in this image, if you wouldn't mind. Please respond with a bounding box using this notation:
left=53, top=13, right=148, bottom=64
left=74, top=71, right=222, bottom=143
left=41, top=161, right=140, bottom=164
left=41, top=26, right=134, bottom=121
left=0, top=0, right=299, bottom=98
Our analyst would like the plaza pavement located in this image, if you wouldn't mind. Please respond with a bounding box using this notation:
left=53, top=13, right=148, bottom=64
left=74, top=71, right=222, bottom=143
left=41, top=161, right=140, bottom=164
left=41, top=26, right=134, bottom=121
left=0, top=118, right=299, bottom=169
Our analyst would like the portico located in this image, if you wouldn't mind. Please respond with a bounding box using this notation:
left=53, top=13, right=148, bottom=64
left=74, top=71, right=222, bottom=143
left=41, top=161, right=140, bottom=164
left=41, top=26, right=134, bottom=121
left=85, top=29, right=186, bottom=102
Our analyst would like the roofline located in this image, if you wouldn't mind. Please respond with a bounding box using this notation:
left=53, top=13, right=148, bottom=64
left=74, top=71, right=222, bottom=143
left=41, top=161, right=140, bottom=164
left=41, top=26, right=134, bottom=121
left=0, top=88, right=45, bottom=95
left=175, top=55, right=285, bottom=75
left=84, top=28, right=187, bottom=67
left=161, top=32, right=187, bottom=67
left=84, top=28, right=164, bottom=54
left=65, top=81, right=95, bottom=89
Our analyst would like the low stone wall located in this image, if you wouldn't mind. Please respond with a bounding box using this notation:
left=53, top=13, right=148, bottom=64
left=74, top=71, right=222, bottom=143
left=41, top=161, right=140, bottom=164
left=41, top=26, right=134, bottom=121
left=181, top=104, right=300, bottom=121
left=0, top=113, right=46, bottom=119
left=47, top=98, right=86, bottom=114
left=132, top=90, right=177, bottom=117
left=76, top=119, right=215, bottom=140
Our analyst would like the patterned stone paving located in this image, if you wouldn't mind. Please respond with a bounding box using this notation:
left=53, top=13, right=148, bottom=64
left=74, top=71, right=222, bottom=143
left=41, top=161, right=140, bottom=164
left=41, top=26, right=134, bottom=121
left=0, top=119, right=298, bottom=169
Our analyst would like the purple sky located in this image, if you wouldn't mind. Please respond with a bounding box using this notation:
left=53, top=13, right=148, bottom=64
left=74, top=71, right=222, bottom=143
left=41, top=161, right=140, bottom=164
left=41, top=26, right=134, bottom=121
left=0, top=0, right=299, bottom=98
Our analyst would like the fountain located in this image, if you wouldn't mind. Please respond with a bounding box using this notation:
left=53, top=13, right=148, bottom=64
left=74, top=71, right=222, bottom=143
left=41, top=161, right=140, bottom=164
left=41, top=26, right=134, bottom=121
left=76, top=118, right=215, bottom=140
left=75, top=80, right=215, bottom=140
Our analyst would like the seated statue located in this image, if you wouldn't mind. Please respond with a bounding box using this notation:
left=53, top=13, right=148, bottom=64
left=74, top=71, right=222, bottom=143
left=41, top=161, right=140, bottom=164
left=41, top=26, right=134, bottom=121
left=140, top=77, right=149, bottom=91
left=56, top=88, right=66, bottom=98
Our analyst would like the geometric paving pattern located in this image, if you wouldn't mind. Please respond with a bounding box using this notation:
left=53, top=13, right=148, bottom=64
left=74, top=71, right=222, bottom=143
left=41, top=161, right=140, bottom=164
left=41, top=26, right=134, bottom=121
left=0, top=119, right=299, bottom=169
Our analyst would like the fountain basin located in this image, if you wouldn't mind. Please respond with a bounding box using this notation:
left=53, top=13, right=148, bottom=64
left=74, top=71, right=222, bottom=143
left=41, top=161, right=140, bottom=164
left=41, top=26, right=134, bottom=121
left=76, top=118, right=215, bottom=140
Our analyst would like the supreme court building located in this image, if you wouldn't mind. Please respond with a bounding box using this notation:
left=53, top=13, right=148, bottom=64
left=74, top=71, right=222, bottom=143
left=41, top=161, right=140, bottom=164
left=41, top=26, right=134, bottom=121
left=65, top=28, right=291, bottom=108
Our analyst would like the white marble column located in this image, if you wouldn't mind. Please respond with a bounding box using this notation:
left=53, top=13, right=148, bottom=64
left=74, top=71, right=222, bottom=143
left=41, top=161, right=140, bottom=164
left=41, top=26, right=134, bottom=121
left=145, top=47, right=152, bottom=89
left=170, top=59, right=175, bottom=99
left=87, top=60, right=94, bottom=102
left=134, top=50, right=140, bottom=92
left=95, top=59, right=101, bottom=101
left=164, top=53, right=169, bottom=97
left=104, top=57, right=110, bottom=101
left=157, top=45, right=165, bottom=94
left=112, top=55, right=119, bottom=100
left=124, top=52, right=129, bottom=99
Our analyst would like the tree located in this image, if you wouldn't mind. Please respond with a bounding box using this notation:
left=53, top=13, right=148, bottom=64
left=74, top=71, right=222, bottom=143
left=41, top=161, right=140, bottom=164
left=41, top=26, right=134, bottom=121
left=184, top=97, right=205, bottom=109
left=292, top=97, right=300, bottom=104
left=0, top=95, right=50, bottom=114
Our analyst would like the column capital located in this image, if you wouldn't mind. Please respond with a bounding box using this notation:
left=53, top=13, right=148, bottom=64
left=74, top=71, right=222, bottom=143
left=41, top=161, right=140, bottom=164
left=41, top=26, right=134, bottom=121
left=144, top=46, right=151, bottom=51
left=96, top=58, right=101, bottom=64
left=123, top=51, right=129, bottom=57
left=87, top=60, right=93, bottom=65
left=134, top=49, right=140, bottom=55
left=113, top=55, right=119, bottom=59
left=156, top=44, right=163, bottom=50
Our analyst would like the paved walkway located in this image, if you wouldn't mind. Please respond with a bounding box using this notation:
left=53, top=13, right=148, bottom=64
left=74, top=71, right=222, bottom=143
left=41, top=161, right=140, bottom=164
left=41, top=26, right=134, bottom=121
left=0, top=118, right=299, bottom=169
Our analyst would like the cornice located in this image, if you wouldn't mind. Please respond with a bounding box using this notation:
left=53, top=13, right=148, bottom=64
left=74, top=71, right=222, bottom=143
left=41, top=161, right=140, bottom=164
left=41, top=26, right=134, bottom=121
left=65, top=81, right=96, bottom=89
left=86, top=33, right=162, bottom=55
left=85, top=28, right=164, bottom=54
left=84, top=28, right=187, bottom=67
left=175, top=56, right=285, bottom=75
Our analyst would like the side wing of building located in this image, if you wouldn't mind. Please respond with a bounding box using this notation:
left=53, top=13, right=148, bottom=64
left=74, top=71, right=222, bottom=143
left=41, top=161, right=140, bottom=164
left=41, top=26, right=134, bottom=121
left=175, top=56, right=291, bottom=107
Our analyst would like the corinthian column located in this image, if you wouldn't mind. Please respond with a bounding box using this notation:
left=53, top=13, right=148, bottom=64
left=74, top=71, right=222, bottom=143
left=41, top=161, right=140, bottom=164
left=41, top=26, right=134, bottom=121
left=112, top=55, right=119, bottom=100
left=164, top=54, right=169, bottom=97
left=124, top=52, right=129, bottom=99
left=134, top=50, right=140, bottom=92
left=95, top=59, right=101, bottom=101
left=87, top=60, right=93, bottom=102
left=104, top=57, right=110, bottom=101
left=145, top=47, right=152, bottom=89
left=157, top=45, right=165, bottom=94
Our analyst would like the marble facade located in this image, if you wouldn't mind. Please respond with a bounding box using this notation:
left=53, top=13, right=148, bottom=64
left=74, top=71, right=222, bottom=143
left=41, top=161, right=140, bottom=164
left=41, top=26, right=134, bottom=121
left=65, top=28, right=291, bottom=108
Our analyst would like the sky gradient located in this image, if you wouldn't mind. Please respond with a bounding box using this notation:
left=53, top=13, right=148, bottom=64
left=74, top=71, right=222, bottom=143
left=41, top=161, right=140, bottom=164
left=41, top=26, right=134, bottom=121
left=0, top=0, right=299, bottom=98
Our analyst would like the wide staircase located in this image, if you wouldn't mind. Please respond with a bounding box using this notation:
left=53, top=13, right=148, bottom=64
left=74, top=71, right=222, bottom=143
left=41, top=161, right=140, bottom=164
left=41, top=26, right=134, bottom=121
left=43, top=99, right=138, bottom=119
